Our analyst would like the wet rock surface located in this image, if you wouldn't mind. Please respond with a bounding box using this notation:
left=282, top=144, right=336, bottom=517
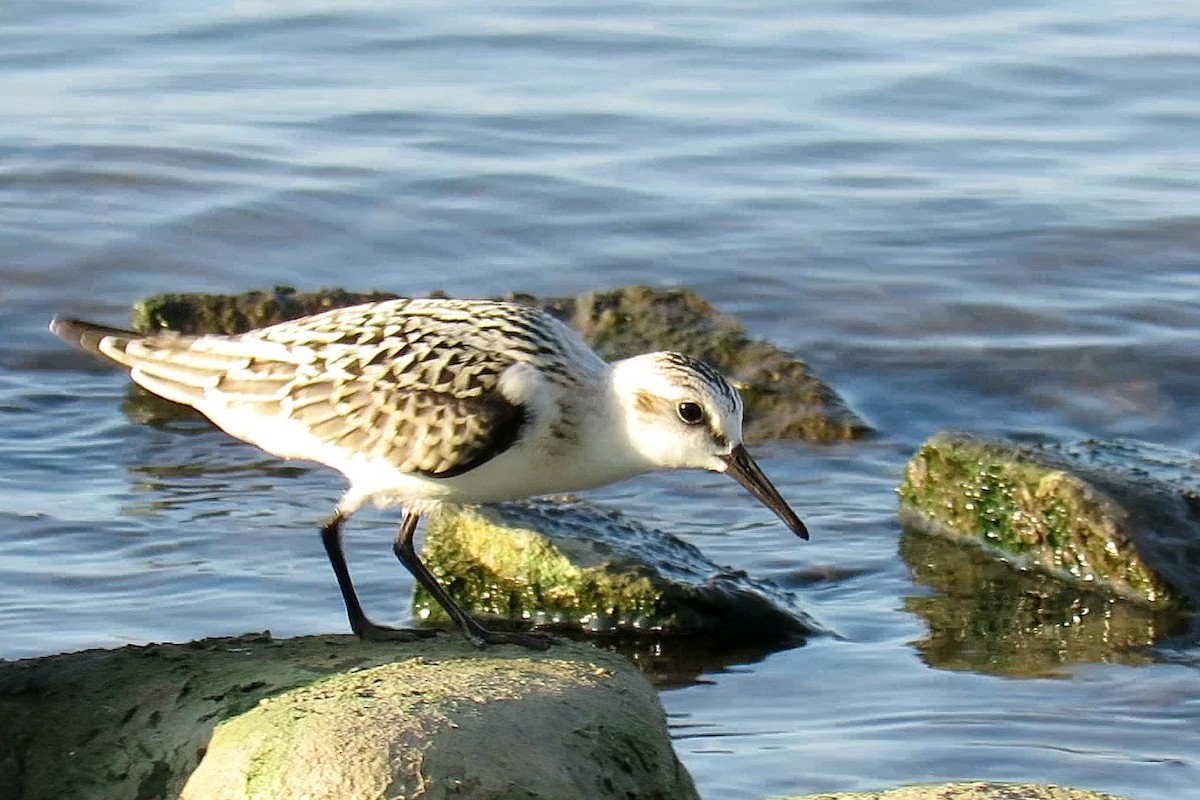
left=130, top=285, right=400, bottom=337
left=418, top=499, right=826, bottom=645
left=770, top=783, right=1131, bottom=800
left=0, top=633, right=696, bottom=800
left=898, top=432, right=1200, bottom=611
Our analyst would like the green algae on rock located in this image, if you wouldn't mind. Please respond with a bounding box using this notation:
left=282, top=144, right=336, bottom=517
left=899, top=528, right=1187, bottom=677
left=768, top=781, right=1132, bottom=800
left=127, top=284, right=869, bottom=443
left=898, top=432, right=1200, bottom=610
left=416, top=499, right=826, bottom=644
left=0, top=633, right=696, bottom=800
left=131, top=285, right=400, bottom=335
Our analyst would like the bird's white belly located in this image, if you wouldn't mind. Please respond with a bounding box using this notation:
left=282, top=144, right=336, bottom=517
left=347, top=442, right=645, bottom=512
left=201, top=401, right=640, bottom=514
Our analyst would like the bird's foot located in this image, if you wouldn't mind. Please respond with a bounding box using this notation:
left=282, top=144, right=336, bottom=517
left=465, top=627, right=558, bottom=651
left=352, top=620, right=438, bottom=643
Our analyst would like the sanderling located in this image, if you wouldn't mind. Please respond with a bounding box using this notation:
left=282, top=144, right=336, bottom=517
left=51, top=297, right=808, bottom=649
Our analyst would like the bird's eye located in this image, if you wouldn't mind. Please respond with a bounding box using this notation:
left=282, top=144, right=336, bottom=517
left=676, top=401, right=705, bottom=425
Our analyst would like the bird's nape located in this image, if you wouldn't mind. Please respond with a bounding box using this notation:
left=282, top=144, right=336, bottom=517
left=718, top=444, right=809, bottom=539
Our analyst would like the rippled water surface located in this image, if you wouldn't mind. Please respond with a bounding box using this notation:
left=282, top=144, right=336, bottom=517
left=3, top=2, right=1199, bottom=798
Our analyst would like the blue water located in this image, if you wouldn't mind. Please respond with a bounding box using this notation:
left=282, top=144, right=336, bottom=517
left=3, top=2, right=1199, bottom=798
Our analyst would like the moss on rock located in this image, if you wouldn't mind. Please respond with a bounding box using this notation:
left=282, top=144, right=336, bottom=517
left=0, top=633, right=696, bottom=800
left=898, top=432, right=1200, bottom=610
left=131, top=285, right=401, bottom=335
left=182, top=639, right=695, bottom=800
left=417, top=499, right=825, bottom=644
left=0, top=632, right=396, bottom=800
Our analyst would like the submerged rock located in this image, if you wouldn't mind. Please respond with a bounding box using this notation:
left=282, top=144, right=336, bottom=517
left=898, top=432, right=1200, bottom=611
left=417, top=499, right=826, bottom=644
left=0, top=633, right=696, bottom=800
left=128, top=284, right=869, bottom=443
left=769, top=782, right=1132, bottom=800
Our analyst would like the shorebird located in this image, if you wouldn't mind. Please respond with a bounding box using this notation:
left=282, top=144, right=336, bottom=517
left=51, top=297, right=808, bottom=649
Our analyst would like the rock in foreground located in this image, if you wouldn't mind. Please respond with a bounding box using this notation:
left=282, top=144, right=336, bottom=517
left=0, top=634, right=696, bottom=800
left=898, top=432, right=1200, bottom=610
left=771, top=782, right=1131, bottom=800
left=418, top=499, right=826, bottom=644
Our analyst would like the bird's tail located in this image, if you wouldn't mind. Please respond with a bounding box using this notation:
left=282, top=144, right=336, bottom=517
left=49, top=317, right=145, bottom=369
left=50, top=316, right=286, bottom=409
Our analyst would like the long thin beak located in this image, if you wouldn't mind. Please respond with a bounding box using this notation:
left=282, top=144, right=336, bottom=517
left=719, top=444, right=809, bottom=540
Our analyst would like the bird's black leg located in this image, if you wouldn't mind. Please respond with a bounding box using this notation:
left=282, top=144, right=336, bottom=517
left=320, top=511, right=435, bottom=642
left=392, top=511, right=553, bottom=650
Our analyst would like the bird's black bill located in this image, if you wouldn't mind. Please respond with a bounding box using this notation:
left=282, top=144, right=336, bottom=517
left=719, top=444, right=809, bottom=539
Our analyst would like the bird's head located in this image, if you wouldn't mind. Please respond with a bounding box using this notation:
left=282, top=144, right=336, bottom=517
left=610, top=351, right=808, bottom=539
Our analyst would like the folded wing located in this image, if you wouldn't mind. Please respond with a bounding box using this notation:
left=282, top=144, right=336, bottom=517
left=50, top=304, right=529, bottom=478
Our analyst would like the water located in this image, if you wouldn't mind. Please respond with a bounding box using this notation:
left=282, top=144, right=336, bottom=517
left=3, top=1, right=1199, bottom=797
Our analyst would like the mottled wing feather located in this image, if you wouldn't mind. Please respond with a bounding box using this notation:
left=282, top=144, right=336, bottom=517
left=196, top=299, right=556, bottom=477
left=265, top=368, right=525, bottom=478
left=55, top=298, right=588, bottom=478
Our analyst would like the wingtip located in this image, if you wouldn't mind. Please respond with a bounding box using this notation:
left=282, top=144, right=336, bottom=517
left=48, top=316, right=140, bottom=364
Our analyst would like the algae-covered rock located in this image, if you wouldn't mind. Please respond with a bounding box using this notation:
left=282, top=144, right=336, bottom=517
left=131, top=285, right=400, bottom=335
left=0, top=632, right=385, bottom=800
left=769, top=782, right=1131, bottom=800
left=0, top=633, right=696, bottom=800
left=898, top=432, right=1200, bottom=610
left=182, top=639, right=695, bottom=800
left=127, top=285, right=869, bottom=443
left=900, top=528, right=1187, bottom=677
left=417, top=499, right=825, bottom=644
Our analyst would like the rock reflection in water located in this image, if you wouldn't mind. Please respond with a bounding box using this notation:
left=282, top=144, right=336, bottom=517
left=899, top=528, right=1190, bottom=678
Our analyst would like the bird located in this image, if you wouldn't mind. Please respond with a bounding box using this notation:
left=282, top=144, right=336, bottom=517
left=51, top=296, right=809, bottom=649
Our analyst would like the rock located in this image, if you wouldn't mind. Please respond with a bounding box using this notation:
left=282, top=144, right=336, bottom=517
left=127, top=285, right=870, bottom=443
left=768, top=782, right=1131, bottom=800
left=130, top=285, right=401, bottom=336
left=0, top=633, right=696, bottom=800
left=416, top=499, right=826, bottom=645
left=182, top=638, right=694, bottom=800
left=898, top=432, right=1200, bottom=610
